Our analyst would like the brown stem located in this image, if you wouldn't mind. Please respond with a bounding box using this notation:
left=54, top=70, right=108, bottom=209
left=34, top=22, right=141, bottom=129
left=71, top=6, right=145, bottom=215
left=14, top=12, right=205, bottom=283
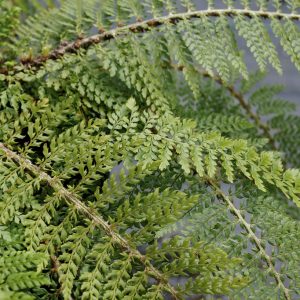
left=0, top=142, right=180, bottom=299
left=1, top=8, right=299, bottom=74
left=226, top=84, right=277, bottom=151
left=174, top=64, right=278, bottom=151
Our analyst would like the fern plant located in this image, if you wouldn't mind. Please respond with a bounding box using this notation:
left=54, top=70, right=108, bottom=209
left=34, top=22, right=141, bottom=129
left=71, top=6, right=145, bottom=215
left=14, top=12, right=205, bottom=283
left=1, top=0, right=300, bottom=299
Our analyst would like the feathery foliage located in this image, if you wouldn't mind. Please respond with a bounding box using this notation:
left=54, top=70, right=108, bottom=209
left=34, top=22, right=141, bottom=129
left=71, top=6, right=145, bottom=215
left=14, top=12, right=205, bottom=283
left=0, top=0, right=300, bottom=299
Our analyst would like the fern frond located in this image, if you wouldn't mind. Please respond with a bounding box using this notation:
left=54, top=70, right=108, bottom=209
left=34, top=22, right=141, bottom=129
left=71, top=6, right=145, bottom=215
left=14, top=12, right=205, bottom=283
left=238, top=73, right=300, bottom=166
left=161, top=176, right=300, bottom=299
left=1, top=0, right=299, bottom=77
left=106, top=100, right=300, bottom=206
left=0, top=1, right=20, bottom=62
left=0, top=142, right=247, bottom=299
left=1, top=1, right=300, bottom=299
left=0, top=251, right=50, bottom=298
left=207, top=179, right=291, bottom=299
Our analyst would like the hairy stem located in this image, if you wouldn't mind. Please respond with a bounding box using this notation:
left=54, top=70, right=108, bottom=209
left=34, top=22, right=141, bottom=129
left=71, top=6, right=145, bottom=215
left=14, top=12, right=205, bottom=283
left=1, top=8, right=300, bottom=74
left=0, top=142, right=180, bottom=299
left=226, top=84, right=277, bottom=150
left=206, top=177, right=291, bottom=300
